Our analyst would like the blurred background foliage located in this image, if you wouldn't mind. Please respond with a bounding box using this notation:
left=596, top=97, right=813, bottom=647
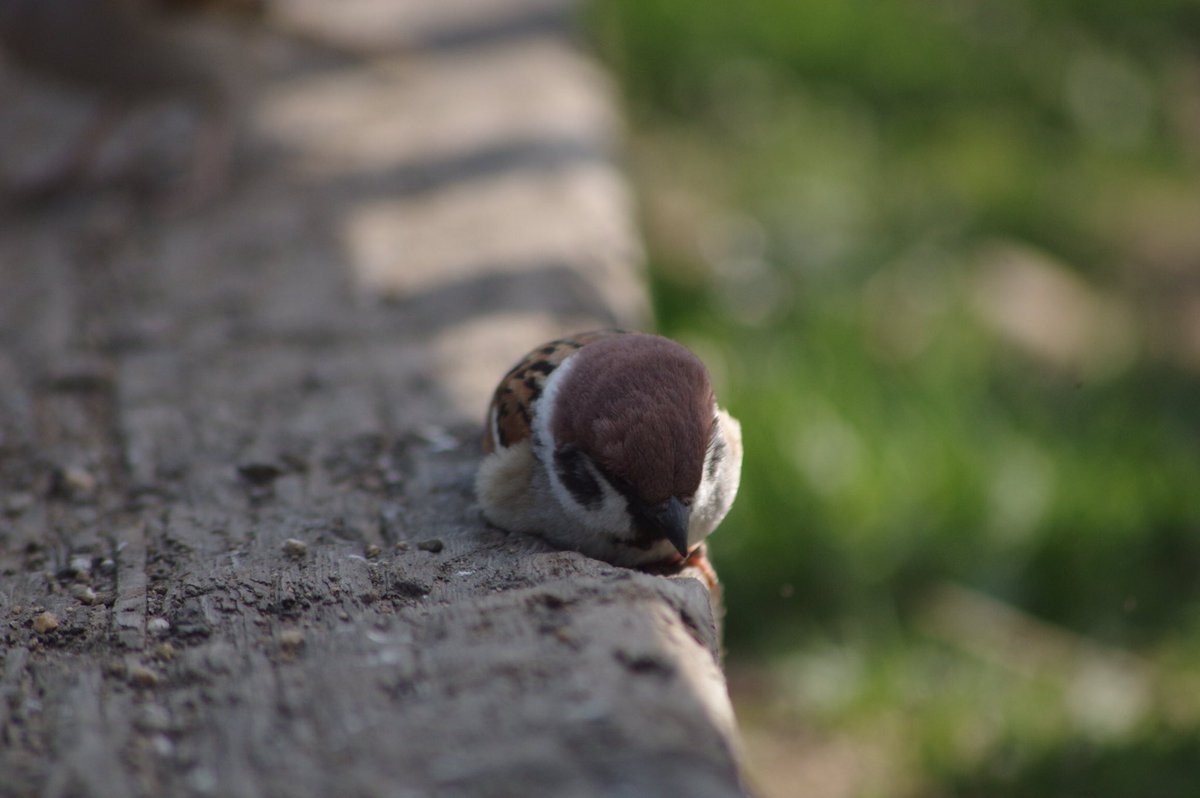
left=589, top=1, right=1200, bottom=795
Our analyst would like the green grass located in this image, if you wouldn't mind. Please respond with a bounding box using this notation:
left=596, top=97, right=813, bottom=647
left=589, top=1, right=1200, bottom=794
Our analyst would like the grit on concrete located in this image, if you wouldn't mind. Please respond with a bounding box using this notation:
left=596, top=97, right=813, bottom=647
left=0, top=2, right=747, bottom=796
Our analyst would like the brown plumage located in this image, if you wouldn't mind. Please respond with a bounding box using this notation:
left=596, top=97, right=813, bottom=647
left=550, top=334, right=714, bottom=507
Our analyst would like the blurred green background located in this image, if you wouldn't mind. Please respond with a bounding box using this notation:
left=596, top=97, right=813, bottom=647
left=589, top=2, right=1200, bottom=796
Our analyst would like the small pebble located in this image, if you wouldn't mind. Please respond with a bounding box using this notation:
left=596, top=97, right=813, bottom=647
left=62, top=466, right=98, bottom=496
left=68, top=555, right=93, bottom=578
left=152, top=642, right=177, bottom=661
left=129, top=664, right=160, bottom=688
left=393, top=541, right=409, bottom=552
left=364, top=543, right=382, bottom=559
left=417, top=539, right=444, bottom=554
left=147, top=617, right=171, bottom=637
left=151, top=734, right=175, bottom=757
left=282, top=538, right=308, bottom=558
left=32, top=611, right=59, bottom=634
left=70, top=585, right=98, bottom=605
left=279, top=629, right=305, bottom=650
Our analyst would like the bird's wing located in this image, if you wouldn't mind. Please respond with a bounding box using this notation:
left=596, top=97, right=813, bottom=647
left=483, top=329, right=627, bottom=453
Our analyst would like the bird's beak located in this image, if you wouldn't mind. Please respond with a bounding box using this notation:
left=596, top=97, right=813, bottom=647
left=649, top=496, right=691, bottom=558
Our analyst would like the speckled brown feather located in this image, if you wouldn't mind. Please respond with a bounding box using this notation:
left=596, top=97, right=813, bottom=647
left=482, top=329, right=626, bottom=454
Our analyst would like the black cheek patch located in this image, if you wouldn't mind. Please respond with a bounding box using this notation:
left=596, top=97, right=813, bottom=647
left=554, top=446, right=603, bottom=509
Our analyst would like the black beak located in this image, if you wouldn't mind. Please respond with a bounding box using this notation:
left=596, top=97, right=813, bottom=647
left=648, top=496, right=691, bottom=557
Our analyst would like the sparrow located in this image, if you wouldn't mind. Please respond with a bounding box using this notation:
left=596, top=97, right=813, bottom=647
left=476, top=330, right=742, bottom=576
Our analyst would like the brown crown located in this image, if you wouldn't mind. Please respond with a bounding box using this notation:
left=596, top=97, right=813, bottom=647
left=551, top=333, right=715, bottom=506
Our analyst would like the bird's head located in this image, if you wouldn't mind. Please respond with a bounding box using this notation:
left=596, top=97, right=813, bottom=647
left=537, top=333, right=724, bottom=560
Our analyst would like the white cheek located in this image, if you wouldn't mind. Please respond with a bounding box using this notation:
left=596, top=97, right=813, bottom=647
left=690, top=468, right=719, bottom=546
left=532, top=355, right=632, bottom=536
left=691, top=471, right=714, bottom=544
left=532, top=355, right=577, bottom=514
left=489, top=404, right=501, bottom=450
left=689, top=409, right=743, bottom=545
left=531, top=354, right=576, bottom=456
left=582, top=475, right=633, bottom=535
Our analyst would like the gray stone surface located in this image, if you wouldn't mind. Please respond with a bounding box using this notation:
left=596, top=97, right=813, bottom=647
left=0, top=2, right=746, bottom=796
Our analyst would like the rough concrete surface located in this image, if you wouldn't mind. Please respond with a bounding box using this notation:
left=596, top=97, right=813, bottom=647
left=0, top=1, right=747, bottom=796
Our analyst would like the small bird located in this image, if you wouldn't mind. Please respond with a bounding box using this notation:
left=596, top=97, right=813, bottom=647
left=476, top=330, right=742, bottom=577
